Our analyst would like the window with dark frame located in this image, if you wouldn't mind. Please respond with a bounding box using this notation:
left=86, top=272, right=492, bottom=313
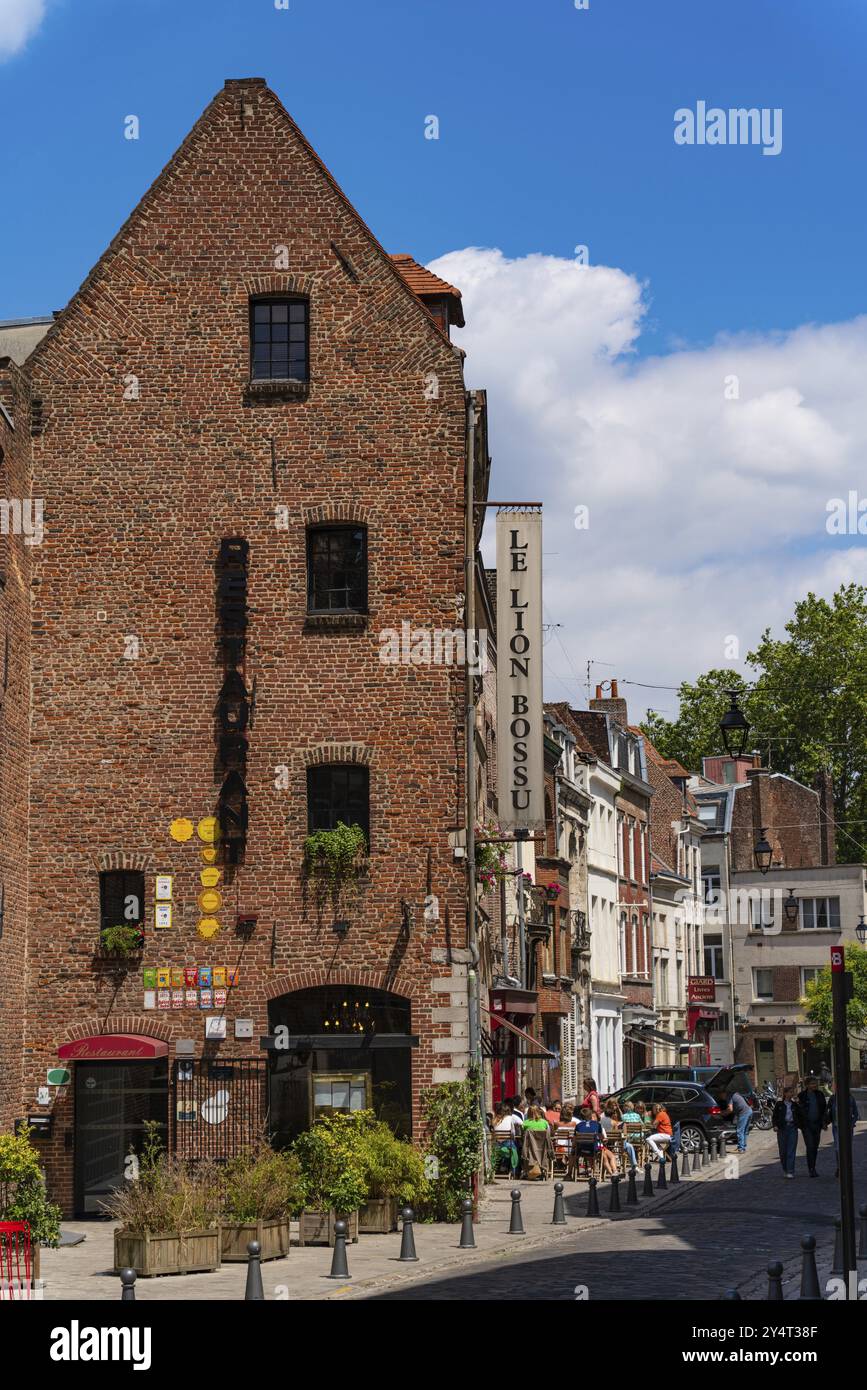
left=306, top=526, right=368, bottom=613
left=307, top=764, right=370, bottom=843
left=100, top=870, right=145, bottom=932
left=250, top=298, right=309, bottom=382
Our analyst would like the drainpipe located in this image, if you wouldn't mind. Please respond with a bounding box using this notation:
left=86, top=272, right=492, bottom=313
left=464, top=393, right=480, bottom=1073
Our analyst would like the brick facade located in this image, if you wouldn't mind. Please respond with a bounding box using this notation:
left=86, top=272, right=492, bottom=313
left=2, top=80, right=479, bottom=1213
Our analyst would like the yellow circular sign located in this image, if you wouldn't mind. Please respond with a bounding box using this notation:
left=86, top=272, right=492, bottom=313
left=201, top=847, right=217, bottom=864
left=197, top=816, right=219, bottom=844
left=170, top=817, right=194, bottom=843
left=197, top=918, right=220, bottom=939
left=200, top=867, right=221, bottom=888
left=198, top=889, right=222, bottom=914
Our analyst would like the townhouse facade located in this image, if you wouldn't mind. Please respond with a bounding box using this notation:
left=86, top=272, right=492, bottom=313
left=0, top=79, right=489, bottom=1215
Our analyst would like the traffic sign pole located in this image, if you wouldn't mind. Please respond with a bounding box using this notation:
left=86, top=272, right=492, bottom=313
left=830, top=945, right=857, bottom=1296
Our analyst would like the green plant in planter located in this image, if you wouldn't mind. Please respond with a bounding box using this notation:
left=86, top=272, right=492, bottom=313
left=302, top=821, right=368, bottom=909
left=221, top=1145, right=305, bottom=1223
left=0, top=1127, right=62, bottom=1247
left=101, top=1121, right=220, bottom=1233
left=293, top=1111, right=372, bottom=1215
left=100, top=923, right=145, bottom=956
left=421, top=1070, right=484, bottom=1222
left=359, top=1123, right=429, bottom=1207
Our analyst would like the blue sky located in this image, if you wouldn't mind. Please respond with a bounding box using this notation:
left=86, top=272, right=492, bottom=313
left=3, top=0, right=866, bottom=348
left=3, top=0, right=867, bottom=716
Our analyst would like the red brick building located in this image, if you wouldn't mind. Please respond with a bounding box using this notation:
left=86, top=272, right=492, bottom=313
left=0, top=80, right=485, bottom=1215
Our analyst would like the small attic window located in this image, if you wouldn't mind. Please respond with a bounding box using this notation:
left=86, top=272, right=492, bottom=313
left=250, top=298, right=308, bottom=382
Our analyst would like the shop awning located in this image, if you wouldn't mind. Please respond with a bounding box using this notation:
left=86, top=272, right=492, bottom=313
left=58, top=1034, right=168, bottom=1061
left=624, top=1026, right=691, bottom=1051
left=488, top=1014, right=556, bottom=1057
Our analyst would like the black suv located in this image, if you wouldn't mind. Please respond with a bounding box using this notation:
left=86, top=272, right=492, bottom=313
left=606, top=1079, right=737, bottom=1152
left=628, top=1063, right=755, bottom=1099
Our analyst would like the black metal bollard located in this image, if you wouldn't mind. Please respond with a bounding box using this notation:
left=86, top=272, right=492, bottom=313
left=508, top=1188, right=525, bottom=1235
left=626, top=1166, right=639, bottom=1205
left=656, top=1157, right=667, bottom=1190
left=586, top=1177, right=600, bottom=1216
left=859, top=1204, right=867, bottom=1261
left=459, top=1197, right=476, bottom=1248
left=721, top=1288, right=741, bottom=1300
left=717, top=1135, right=725, bottom=1159
left=642, top=1162, right=654, bottom=1197
left=832, top=1216, right=843, bottom=1275
left=708, top=1137, right=717, bottom=1163
left=399, top=1206, right=420, bottom=1261
left=120, top=1268, right=136, bottom=1302
left=669, top=1151, right=680, bottom=1184
left=799, top=1235, right=820, bottom=1300
left=244, top=1241, right=265, bottom=1301
left=328, top=1220, right=351, bottom=1280
left=767, top=1261, right=784, bottom=1301
left=607, top=1174, right=622, bottom=1214
left=680, top=1147, right=691, bottom=1178
left=552, top=1182, right=566, bottom=1226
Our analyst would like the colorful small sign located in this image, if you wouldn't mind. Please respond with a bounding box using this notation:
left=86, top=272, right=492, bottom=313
left=155, top=904, right=172, bottom=930
left=200, top=867, right=221, bottom=888
left=157, top=989, right=171, bottom=1010
left=197, top=889, right=222, bottom=914
left=46, top=1068, right=71, bottom=1087
left=197, top=918, right=220, bottom=939
left=201, top=847, right=217, bottom=864
left=213, top=967, right=226, bottom=988
left=197, top=816, right=218, bottom=844
left=199, top=967, right=212, bottom=988
left=227, top=967, right=240, bottom=988
left=185, top=988, right=198, bottom=1009
left=214, top=988, right=227, bottom=1009
left=184, top=967, right=198, bottom=987
left=170, top=818, right=194, bottom=842
left=199, top=989, right=213, bottom=1009
left=155, top=875, right=173, bottom=901
left=157, top=968, right=170, bottom=989
left=142, top=968, right=157, bottom=990
left=171, top=968, right=184, bottom=988
left=171, top=990, right=184, bottom=1010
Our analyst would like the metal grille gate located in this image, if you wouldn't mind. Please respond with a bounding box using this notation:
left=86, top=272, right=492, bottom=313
left=171, top=1058, right=270, bottom=1161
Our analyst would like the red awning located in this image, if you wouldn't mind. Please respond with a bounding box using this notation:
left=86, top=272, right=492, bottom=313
left=489, top=1014, right=556, bottom=1058
left=58, top=1034, right=168, bottom=1061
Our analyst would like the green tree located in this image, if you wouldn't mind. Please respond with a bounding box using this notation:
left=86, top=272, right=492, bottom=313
left=640, top=584, right=867, bottom=862
left=803, top=945, right=867, bottom=1048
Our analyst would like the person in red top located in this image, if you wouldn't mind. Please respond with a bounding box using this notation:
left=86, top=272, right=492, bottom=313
left=646, top=1102, right=673, bottom=1161
left=582, top=1078, right=602, bottom=1118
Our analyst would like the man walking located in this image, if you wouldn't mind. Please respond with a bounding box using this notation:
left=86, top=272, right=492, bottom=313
left=797, top=1075, right=827, bottom=1177
left=772, top=1085, right=801, bottom=1178
left=825, top=1081, right=859, bottom=1179
left=727, top=1087, right=752, bottom=1153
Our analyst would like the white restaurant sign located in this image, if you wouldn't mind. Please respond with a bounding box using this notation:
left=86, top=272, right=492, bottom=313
left=496, top=511, right=544, bottom=832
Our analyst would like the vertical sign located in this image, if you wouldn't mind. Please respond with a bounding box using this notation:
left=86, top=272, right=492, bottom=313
left=496, top=511, right=544, bottom=832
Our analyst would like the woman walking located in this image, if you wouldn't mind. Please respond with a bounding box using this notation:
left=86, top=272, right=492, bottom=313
left=772, top=1086, right=801, bottom=1178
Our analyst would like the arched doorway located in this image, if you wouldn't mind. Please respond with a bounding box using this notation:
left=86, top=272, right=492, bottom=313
left=266, top=985, right=416, bottom=1146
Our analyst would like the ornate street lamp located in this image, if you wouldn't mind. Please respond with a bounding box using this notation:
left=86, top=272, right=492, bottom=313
left=856, top=914, right=867, bottom=946
left=783, top=889, right=799, bottom=924
left=754, top=828, right=773, bottom=875
left=719, top=689, right=751, bottom=758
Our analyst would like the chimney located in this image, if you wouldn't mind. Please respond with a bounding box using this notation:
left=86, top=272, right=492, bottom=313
left=746, top=766, right=777, bottom=868
left=589, top=679, right=628, bottom=726
left=813, top=769, right=835, bottom=867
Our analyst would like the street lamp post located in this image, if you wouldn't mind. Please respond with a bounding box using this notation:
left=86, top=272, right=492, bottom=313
left=754, top=829, right=773, bottom=875
left=830, top=944, right=857, bottom=1298
left=719, top=690, right=751, bottom=758
left=856, top=915, right=867, bottom=947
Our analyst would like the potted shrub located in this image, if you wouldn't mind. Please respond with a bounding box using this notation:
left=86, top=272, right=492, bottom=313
left=293, top=1113, right=369, bottom=1245
left=357, top=1120, right=429, bottom=1234
left=219, top=1144, right=304, bottom=1261
left=0, top=1126, right=62, bottom=1285
left=103, top=1122, right=221, bottom=1276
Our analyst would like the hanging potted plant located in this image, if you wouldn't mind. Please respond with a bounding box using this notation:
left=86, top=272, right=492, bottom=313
left=302, top=821, right=368, bottom=912
left=99, top=924, right=145, bottom=958
left=219, top=1143, right=304, bottom=1261
left=543, top=883, right=562, bottom=903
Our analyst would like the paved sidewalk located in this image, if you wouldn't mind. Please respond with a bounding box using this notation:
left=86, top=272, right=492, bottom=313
left=37, top=1150, right=719, bottom=1301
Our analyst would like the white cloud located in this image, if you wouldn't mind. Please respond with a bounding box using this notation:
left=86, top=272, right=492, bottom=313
left=0, top=0, right=47, bottom=59
left=432, top=247, right=867, bottom=721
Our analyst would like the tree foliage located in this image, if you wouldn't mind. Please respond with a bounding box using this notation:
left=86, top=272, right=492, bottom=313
left=803, top=945, right=867, bottom=1048
left=640, top=584, right=867, bottom=862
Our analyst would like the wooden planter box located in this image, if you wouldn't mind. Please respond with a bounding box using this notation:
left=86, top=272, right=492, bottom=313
left=297, top=1210, right=359, bottom=1247
left=114, top=1228, right=220, bottom=1277
left=219, top=1218, right=290, bottom=1263
left=358, top=1197, right=399, bottom=1234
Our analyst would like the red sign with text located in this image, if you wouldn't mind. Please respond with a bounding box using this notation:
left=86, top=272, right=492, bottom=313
left=688, top=976, right=716, bottom=1002
left=830, top=946, right=844, bottom=973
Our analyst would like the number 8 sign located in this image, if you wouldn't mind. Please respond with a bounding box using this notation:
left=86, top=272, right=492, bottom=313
left=831, top=946, right=844, bottom=972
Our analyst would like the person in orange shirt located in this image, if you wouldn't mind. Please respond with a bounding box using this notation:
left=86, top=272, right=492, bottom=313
left=646, top=1102, right=673, bottom=1161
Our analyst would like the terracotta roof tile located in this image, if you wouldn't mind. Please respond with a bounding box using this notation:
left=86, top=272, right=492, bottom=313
left=390, top=254, right=465, bottom=326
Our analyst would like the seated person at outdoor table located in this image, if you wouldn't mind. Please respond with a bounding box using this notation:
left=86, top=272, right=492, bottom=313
left=545, top=1099, right=562, bottom=1128
left=646, top=1101, right=673, bottom=1160
left=635, top=1101, right=651, bottom=1128
left=576, top=1105, right=619, bottom=1177
left=521, top=1104, right=555, bottom=1178
left=491, top=1101, right=520, bottom=1172
left=619, top=1103, right=644, bottom=1170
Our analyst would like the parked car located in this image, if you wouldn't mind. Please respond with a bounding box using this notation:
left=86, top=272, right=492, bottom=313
left=628, top=1063, right=755, bottom=1098
left=605, top=1079, right=737, bottom=1152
